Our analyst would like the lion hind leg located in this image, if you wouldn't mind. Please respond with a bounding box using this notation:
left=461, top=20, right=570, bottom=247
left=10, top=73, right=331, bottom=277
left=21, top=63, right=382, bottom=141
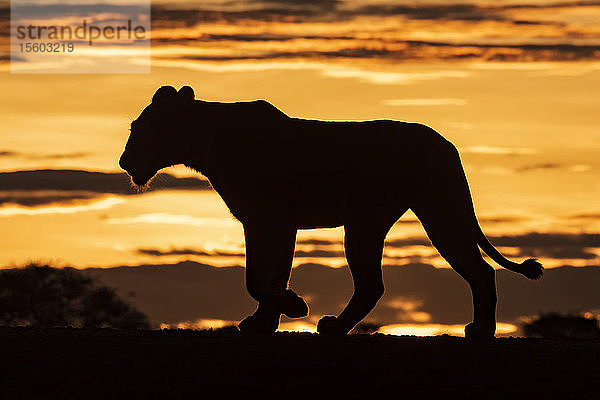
left=439, top=238, right=497, bottom=340
left=414, top=204, right=497, bottom=340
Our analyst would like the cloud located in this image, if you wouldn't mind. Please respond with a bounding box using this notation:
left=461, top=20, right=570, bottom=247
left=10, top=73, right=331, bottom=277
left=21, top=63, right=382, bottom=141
left=0, top=197, right=124, bottom=217
left=0, top=150, right=90, bottom=160
left=6, top=1, right=600, bottom=65
left=566, top=212, right=600, bottom=220
left=0, top=169, right=210, bottom=207
left=386, top=237, right=432, bottom=247
left=514, top=163, right=563, bottom=173
left=462, top=146, right=538, bottom=155
left=516, top=246, right=597, bottom=260
left=137, top=247, right=245, bottom=257
left=294, top=249, right=345, bottom=258
left=342, top=3, right=504, bottom=22
left=145, top=0, right=600, bottom=65
left=299, top=232, right=600, bottom=262
left=163, top=41, right=600, bottom=63
left=135, top=245, right=344, bottom=259
left=297, top=238, right=337, bottom=246
left=382, top=98, right=467, bottom=106
left=134, top=244, right=442, bottom=263
left=488, top=232, right=600, bottom=248
left=478, top=215, right=530, bottom=224
left=106, top=213, right=238, bottom=228
left=0, top=192, right=97, bottom=207
left=0, top=169, right=209, bottom=193
left=149, top=1, right=600, bottom=26
left=490, top=232, right=600, bottom=261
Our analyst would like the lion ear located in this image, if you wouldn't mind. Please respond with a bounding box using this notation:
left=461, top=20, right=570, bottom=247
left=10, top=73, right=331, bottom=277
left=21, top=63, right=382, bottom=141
left=177, top=86, right=195, bottom=103
left=152, top=85, right=177, bottom=104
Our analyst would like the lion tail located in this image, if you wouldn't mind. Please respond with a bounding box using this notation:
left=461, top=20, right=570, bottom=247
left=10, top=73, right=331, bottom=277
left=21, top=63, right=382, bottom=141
left=475, top=225, right=543, bottom=280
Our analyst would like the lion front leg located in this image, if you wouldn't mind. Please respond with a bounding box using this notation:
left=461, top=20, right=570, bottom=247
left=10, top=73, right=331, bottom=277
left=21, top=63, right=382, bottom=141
left=238, top=222, right=308, bottom=334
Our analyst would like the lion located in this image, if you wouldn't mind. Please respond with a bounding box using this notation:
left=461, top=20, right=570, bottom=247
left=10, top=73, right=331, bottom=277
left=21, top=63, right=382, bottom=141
left=119, top=85, right=543, bottom=340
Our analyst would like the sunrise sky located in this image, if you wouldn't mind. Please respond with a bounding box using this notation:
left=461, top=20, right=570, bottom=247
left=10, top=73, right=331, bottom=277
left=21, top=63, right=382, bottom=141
left=1, top=0, right=599, bottom=334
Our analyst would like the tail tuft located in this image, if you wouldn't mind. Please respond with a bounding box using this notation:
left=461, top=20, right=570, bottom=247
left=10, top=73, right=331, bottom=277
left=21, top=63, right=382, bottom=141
left=520, top=258, right=544, bottom=280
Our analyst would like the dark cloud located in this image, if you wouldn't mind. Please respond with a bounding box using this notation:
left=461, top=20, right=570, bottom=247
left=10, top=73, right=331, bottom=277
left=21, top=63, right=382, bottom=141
left=0, top=169, right=209, bottom=193
left=515, top=163, right=563, bottom=173
left=0, top=150, right=90, bottom=160
left=170, top=47, right=392, bottom=62
left=388, top=232, right=600, bottom=261
left=386, top=237, right=432, bottom=247
left=260, top=0, right=341, bottom=4
left=343, top=1, right=600, bottom=21
left=150, top=1, right=600, bottom=27
left=201, top=33, right=297, bottom=42
left=0, top=169, right=210, bottom=207
left=295, top=249, right=345, bottom=258
left=137, top=248, right=245, bottom=257
left=151, top=6, right=327, bottom=29
left=503, top=1, right=600, bottom=10
left=5, top=2, right=598, bottom=64
left=147, top=0, right=600, bottom=64
left=488, top=232, right=600, bottom=249
left=0, top=193, right=97, bottom=207
left=296, top=238, right=337, bottom=246
left=135, top=245, right=438, bottom=262
left=136, top=246, right=346, bottom=259
left=154, top=33, right=355, bottom=44
left=8, top=4, right=147, bottom=21
left=299, top=232, right=600, bottom=261
left=566, top=213, right=600, bottom=220
left=478, top=215, right=530, bottom=224
left=491, top=232, right=600, bottom=261
left=259, top=0, right=341, bottom=9
left=394, top=218, right=420, bottom=224
left=0, top=7, right=8, bottom=38
left=516, top=246, right=597, bottom=260
left=298, top=236, right=431, bottom=248
left=344, top=4, right=503, bottom=22
left=83, top=260, right=600, bottom=328
left=164, top=41, right=600, bottom=63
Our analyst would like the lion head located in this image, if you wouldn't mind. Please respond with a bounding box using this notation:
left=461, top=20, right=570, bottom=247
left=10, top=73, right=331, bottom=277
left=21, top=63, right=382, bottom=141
left=119, top=85, right=196, bottom=186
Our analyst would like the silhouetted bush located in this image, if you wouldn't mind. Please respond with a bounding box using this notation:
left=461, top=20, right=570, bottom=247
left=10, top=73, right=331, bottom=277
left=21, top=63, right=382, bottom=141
left=522, top=312, right=600, bottom=340
left=0, top=263, right=149, bottom=329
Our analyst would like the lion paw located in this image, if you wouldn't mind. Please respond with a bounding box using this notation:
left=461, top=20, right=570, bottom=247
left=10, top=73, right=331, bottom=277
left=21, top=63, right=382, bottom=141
left=464, top=322, right=495, bottom=342
left=317, top=316, right=347, bottom=336
left=280, top=290, right=309, bottom=318
left=238, top=314, right=279, bottom=335
left=260, top=290, right=309, bottom=319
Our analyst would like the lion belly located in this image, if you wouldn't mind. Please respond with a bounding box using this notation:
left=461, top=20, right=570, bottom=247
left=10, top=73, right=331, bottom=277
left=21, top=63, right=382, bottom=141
left=287, top=171, right=410, bottom=229
left=289, top=172, right=347, bottom=229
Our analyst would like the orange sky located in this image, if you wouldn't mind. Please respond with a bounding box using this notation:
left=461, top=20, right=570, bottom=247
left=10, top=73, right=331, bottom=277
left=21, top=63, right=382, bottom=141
left=0, top=0, right=599, bottom=332
left=1, top=0, right=599, bottom=269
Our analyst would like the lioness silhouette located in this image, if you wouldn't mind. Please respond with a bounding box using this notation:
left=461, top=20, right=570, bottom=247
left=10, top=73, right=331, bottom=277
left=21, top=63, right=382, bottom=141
left=120, top=86, right=543, bottom=340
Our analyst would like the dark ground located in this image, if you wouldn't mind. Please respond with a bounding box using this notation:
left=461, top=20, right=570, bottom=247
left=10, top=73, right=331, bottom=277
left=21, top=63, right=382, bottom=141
left=1, top=327, right=598, bottom=399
